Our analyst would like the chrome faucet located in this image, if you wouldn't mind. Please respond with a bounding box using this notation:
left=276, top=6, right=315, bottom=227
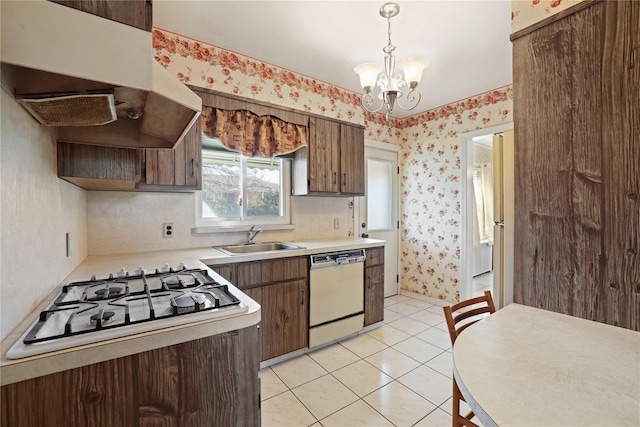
left=246, top=225, right=262, bottom=244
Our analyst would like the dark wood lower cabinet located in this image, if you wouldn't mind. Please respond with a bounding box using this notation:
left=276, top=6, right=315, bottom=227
left=261, top=280, right=308, bottom=360
left=364, top=247, right=385, bottom=326
left=211, top=257, right=309, bottom=362
left=365, top=264, right=385, bottom=326
left=1, top=326, right=260, bottom=427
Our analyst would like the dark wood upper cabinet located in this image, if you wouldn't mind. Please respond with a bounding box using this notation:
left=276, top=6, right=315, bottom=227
left=340, top=122, right=365, bottom=195
left=57, top=86, right=364, bottom=195
left=57, top=117, right=202, bottom=192
left=138, top=116, right=202, bottom=191
left=48, top=0, right=152, bottom=31
left=293, top=117, right=365, bottom=196
left=57, top=142, right=141, bottom=191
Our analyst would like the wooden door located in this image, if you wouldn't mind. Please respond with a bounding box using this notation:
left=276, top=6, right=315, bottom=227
left=340, top=124, right=365, bottom=195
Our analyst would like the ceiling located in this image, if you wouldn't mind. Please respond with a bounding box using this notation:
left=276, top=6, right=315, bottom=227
left=154, top=1, right=513, bottom=118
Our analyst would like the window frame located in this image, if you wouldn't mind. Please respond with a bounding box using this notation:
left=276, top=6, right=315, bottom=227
left=196, top=148, right=292, bottom=229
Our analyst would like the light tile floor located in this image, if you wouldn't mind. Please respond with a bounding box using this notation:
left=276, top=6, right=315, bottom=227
left=260, top=291, right=483, bottom=427
left=472, top=272, right=493, bottom=298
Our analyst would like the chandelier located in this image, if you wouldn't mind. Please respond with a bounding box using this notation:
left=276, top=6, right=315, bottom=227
left=354, top=2, right=429, bottom=120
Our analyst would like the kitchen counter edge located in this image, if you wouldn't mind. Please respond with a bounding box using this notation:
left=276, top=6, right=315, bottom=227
left=0, top=238, right=384, bottom=385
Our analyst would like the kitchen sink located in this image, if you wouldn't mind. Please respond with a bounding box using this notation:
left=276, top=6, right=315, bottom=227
left=217, top=242, right=305, bottom=255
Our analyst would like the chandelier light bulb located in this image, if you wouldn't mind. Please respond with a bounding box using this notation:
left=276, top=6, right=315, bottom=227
left=399, top=57, right=429, bottom=89
left=354, top=63, right=382, bottom=93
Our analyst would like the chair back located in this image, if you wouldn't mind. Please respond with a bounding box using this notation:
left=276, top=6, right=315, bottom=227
left=443, top=291, right=496, bottom=345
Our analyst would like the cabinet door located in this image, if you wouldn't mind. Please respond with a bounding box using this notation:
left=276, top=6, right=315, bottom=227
left=364, top=265, right=385, bottom=326
left=141, top=117, right=202, bottom=191
left=243, top=287, right=264, bottom=361
left=281, top=279, right=308, bottom=354
left=261, top=280, right=308, bottom=360
left=308, top=117, right=340, bottom=193
left=209, top=264, right=236, bottom=284
left=340, top=124, right=365, bottom=195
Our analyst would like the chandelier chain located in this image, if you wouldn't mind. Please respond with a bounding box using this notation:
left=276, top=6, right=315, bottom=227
left=384, top=13, right=395, bottom=54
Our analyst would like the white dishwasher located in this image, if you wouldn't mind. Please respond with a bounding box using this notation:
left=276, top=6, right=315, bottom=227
left=308, top=249, right=365, bottom=348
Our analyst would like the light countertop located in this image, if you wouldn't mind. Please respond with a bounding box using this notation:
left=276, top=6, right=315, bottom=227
left=453, top=303, right=640, bottom=426
left=1, top=238, right=384, bottom=385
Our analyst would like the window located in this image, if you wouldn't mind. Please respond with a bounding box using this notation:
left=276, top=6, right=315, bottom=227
left=197, top=148, right=291, bottom=227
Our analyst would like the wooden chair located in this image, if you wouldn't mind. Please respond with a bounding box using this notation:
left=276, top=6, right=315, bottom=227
left=443, top=291, right=496, bottom=427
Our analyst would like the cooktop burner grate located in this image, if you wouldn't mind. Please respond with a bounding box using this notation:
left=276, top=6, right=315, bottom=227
left=21, top=269, right=242, bottom=345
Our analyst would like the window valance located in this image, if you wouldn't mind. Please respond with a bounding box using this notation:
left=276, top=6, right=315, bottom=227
left=201, top=107, right=307, bottom=158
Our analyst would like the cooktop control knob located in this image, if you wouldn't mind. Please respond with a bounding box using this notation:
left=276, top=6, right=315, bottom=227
left=177, top=262, right=186, bottom=271
left=117, top=267, right=128, bottom=277
left=161, top=263, right=170, bottom=273
left=136, top=266, right=146, bottom=275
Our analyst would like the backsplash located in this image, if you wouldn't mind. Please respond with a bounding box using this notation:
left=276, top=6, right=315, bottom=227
left=0, top=89, right=88, bottom=341
left=86, top=192, right=353, bottom=255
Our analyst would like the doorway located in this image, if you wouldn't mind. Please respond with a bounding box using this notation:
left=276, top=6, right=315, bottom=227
left=356, top=140, right=400, bottom=297
left=460, top=124, right=513, bottom=308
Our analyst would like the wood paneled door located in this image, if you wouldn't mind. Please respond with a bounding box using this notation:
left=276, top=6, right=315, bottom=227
left=512, top=0, right=639, bottom=330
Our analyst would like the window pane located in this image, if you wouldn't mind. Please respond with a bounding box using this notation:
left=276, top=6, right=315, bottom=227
left=367, top=159, right=393, bottom=230
left=246, top=157, right=281, bottom=218
left=202, top=152, right=241, bottom=220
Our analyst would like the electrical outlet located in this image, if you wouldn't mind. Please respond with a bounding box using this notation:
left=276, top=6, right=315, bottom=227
left=334, top=218, right=340, bottom=229
left=163, top=223, right=174, bottom=238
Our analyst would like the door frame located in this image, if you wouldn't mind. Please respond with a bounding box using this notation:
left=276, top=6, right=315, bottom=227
left=354, top=139, right=401, bottom=296
left=460, top=123, right=513, bottom=303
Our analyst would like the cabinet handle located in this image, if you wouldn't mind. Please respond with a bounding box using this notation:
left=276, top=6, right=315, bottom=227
left=190, top=158, right=195, bottom=176
left=333, top=172, right=337, bottom=185
left=300, top=288, right=305, bottom=306
left=343, top=172, right=346, bottom=186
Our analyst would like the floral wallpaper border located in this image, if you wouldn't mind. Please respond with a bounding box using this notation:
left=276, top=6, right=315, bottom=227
left=512, top=0, right=586, bottom=33
left=153, top=29, right=366, bottom=125
left=153, top=28, right=513, bottom=302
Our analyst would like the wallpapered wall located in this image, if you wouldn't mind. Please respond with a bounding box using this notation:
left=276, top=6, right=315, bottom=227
left=152, top=29, right=512, bottom=302
left=396, top=88, right=512, bottom=301
left=512, top=0, right=586, bottom=33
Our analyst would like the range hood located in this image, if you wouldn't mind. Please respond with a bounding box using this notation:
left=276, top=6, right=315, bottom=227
left=0, top=1, right=201, bottom=149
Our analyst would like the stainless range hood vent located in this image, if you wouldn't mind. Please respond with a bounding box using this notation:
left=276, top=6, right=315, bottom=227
left=18, top=93, right=117, bottom=127
left=1, top=1, right=201, bottom=149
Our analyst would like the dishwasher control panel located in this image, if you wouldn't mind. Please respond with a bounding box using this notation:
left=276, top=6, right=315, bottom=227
left=310, top=249, right=366, bottom=268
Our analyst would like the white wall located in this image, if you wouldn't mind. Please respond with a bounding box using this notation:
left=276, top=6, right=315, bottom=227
left=86, top=191, right=352, bottom=255
left=0, top=88, right=88, bottom=340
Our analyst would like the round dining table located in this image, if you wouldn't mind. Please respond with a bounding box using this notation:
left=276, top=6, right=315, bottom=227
left=453, top=303, right=640, bottom=426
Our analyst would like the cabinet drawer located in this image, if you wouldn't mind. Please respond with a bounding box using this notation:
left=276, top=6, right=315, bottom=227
left=365, top=247, right=384, bottom=266
left=236, top=257, right=308, bottom=289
